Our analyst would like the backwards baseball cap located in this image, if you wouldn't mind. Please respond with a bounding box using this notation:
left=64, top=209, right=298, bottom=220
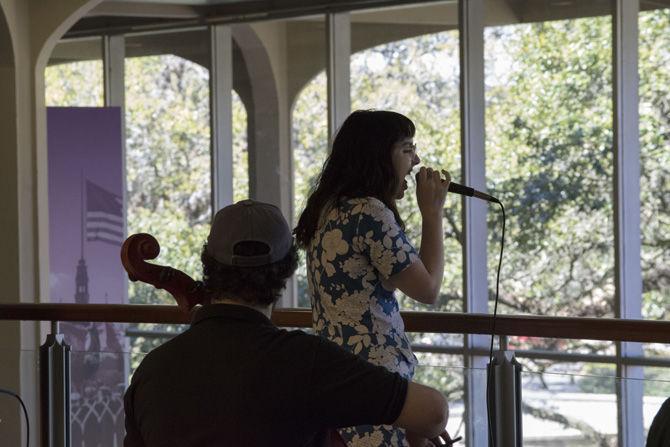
left=206, top=200, right=293, bottom=267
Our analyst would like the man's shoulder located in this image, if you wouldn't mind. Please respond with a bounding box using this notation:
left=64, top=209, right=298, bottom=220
left=270, top=327, right=323, bottom=351
left=267, top=328, right=362, bottom=367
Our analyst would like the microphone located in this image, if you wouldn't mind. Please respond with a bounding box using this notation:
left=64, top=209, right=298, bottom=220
left=448, top=182, right=500, bottom=203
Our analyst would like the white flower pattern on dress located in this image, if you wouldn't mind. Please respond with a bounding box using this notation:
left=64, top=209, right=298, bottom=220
left=307, top=197, right=419, bottom=447
left=321, top=228, right=349, bottom=276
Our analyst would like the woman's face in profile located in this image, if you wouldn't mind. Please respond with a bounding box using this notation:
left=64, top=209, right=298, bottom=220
left=391, top=137, right=420, bottom=200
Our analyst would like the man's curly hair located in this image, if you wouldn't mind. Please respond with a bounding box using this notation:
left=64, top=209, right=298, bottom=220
left=201, top=241, right=299, bottom=306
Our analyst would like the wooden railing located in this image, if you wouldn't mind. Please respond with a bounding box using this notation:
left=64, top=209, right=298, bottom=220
left=1, top=303, right=669, bottom=343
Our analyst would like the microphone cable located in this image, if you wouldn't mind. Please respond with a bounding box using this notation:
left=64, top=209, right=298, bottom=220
left=485, top=201, right=505, bottom=447
left=414, top=170, right=506, bottom=444
left=0, top=387, right=30, bottom=447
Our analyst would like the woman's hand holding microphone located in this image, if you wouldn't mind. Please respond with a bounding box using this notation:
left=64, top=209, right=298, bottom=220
left=415, top=167, right=451, bottom=219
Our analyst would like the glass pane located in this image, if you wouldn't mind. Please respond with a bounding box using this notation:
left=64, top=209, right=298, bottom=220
left=126, top=322, right=186, bottom=373
left=414, top=359, right=468, bottom=443
left=644, top=367, right=670, bottom=438
left=124, top=31, right=212, bottom=406
left=292, top=69, right=327, bottom=228
left=509, top=336, right=615, bottom=356
left=414, top=332, right=464, bottom=350
left=350, top=1, right=462, bottom=313
left=69, top=347, right=129, bottom=446
left=639, top=1, right=670, bottom=321
left=522, top=363, right=618, bottom=445
left=233, top=90, right=249, bottom=203
left=125, top=29, right=211, bottom=308
left=644, top=342, right=670, bottom=360
left=484, top=2, right=615, bottom=318
left=45, top=37, right=103, bottom=107
left=288, top=16, right=328, bottom=226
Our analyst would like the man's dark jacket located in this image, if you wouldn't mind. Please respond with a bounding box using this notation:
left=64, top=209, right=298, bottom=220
left=124, top=304, right=408, bottom=446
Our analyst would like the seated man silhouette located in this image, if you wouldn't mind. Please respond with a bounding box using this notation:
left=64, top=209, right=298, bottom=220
left=124, top=200, right=451, bottom=447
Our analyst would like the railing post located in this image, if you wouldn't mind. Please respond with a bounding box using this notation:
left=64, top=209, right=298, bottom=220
left=40, top=321, right=71, bottom=447
left=487, top=349, right=523, bottom=446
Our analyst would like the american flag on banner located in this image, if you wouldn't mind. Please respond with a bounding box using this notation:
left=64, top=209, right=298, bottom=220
left=86, top=180, right=124, bottom=246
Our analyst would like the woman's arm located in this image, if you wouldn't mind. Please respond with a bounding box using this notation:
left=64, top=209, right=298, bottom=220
left=386, top=168, right=450, bottom=305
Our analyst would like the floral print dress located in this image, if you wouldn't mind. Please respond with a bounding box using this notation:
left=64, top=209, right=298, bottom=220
left=307, top=197, right=419, bottom=446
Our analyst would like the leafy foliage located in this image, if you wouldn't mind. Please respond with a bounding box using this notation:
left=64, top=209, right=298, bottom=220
left=46, top=60, right=104, bottom=107
left=639, top=10, right=670, bottom=321
left=291, top=72, right=328, bottom=307
left=485, top=17, right=615, bottom=321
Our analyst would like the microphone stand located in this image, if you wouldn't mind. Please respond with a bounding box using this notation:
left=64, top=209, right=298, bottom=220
left=482, top=199, right=523, bottom=447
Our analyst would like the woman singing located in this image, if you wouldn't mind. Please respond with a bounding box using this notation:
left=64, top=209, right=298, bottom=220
left=294, top=110, right=451, bottom=446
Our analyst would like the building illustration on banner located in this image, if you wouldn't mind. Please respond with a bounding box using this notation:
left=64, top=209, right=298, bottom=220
left=47, top=107, right=127, bottom=447
left=65, top=178, right=126, bottom=446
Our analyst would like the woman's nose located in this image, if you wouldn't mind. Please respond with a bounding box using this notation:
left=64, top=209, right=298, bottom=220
left=413, top=153, right=420, bottom=165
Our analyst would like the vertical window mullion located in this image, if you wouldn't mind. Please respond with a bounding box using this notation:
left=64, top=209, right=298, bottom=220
left=326, top=12, right=351, bottom=142
left=459, top=0, right=489, bottom=445
left=210, top=25, right=234, bottom=212
left=103, top=35, right=125, bottom=109
left=103, top=35, right=127, bottom=305
left=306, top=12, right=350, bottom=309
left=613, top=0, right=643, bottom=445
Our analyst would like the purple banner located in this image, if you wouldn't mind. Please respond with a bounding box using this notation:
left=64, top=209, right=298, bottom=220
left=47, top=107, right=126, bottom=446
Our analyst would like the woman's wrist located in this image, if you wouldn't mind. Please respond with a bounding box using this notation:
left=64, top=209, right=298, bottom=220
left=420, top=208, right=444, bottom=222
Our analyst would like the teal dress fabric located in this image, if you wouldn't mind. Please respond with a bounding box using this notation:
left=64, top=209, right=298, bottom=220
left=307, top=197, right=419, bottom=446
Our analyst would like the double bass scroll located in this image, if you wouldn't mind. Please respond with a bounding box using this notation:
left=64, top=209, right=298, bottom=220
left=120, top=233, right=208, bottom=312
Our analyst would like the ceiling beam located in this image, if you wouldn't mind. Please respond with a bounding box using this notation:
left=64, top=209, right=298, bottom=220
left=88, top=1, right=200, bottom=19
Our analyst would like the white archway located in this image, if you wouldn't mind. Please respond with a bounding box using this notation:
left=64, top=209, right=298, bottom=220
left=0, top=1, right=103, bottom=444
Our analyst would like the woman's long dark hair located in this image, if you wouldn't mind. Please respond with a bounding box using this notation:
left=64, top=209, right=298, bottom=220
left=294, top=110, right=415, bottom=247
